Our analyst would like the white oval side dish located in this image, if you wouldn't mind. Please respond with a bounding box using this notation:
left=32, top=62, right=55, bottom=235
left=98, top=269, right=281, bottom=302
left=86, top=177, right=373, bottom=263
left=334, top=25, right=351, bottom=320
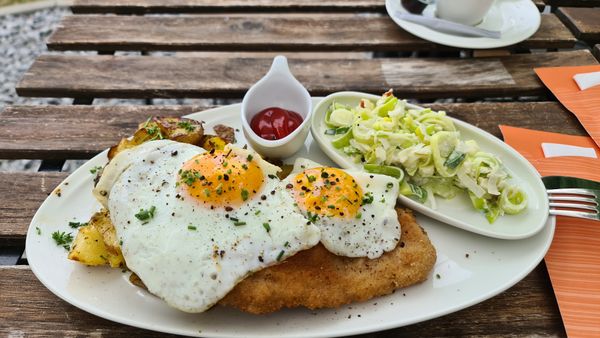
left=311, top=92, right=549, bottom=240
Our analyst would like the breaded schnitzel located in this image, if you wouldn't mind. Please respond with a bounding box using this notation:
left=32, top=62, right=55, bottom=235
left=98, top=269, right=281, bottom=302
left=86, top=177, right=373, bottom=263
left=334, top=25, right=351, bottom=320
left=219, top=208, right=436, bottom=314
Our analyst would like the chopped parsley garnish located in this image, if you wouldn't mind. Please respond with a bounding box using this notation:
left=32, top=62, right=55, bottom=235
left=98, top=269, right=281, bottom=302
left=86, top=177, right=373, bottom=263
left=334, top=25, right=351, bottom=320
left=284, top=241, right=290, bottom=248
left=268, top=174, right=277, bottom=179
left=247, top=154, right=253, bottom=162
left=321, top=172, right=329, bottom=178
left=241, top=189, right=249, bottom=201
left=145, top=125, right=164, bottom=140
left=51, top=231, right=73, bottom=250
left=306, top=211, right=319, bottom=224
left=386, top=182, right=394, bottom=189
left=327, top=205, right=336, bottom=209
left=177, top=121, right=195, bottom=132
left=68, top=221, right=87, bottom=229
left=307, top=175, right=316, bottom=183
left=355, top=212, right=362, bottom=219
left=215, top=183, right=223, bottom=195
left=135, top=206, right=156, bottom=224
left=36, top=226, right=41, bottom=235
left=89, top=166, right=103, bottom=174
left=255, top=210, right=261, bottom=215
left=262, top=222, right=271, bottom=232
left=242, top=164, right=248, bottom=170
left=179, top=169, right=200, bottom=186
left=276, top=250, right=285, bottom=261
left=233, top=221, right=246, bottom=226
left=188, top=225, right=197, bottom=231
left=361, top=192, right=374, bottom=205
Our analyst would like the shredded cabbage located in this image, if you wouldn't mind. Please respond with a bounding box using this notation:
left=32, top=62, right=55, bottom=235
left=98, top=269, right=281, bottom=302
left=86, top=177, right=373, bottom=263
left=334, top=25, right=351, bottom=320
left=323, top=90, right=527, bottom=223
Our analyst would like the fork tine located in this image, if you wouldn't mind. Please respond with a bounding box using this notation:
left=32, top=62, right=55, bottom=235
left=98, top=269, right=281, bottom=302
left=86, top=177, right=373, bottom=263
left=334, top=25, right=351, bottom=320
left=549, top=195, right=598, bottom=204
left=549, top=202, right=598, bottom=211
left=547, top=187, right=600, bottom=221
left=548, top=188, right=597, bottom=197
left=549, top=209, right=600, bottom=221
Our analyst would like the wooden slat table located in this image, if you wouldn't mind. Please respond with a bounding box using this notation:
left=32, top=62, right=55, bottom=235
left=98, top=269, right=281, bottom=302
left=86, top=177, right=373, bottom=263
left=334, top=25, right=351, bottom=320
left=46, top=13, right=574, bottom=52
left=70, top=0, right=548, bottom=14
left=2, top=0, right=598, bottom=336
left=16, top=50, right=597, bottom=100
left=557, top=7, right=600, bottom=45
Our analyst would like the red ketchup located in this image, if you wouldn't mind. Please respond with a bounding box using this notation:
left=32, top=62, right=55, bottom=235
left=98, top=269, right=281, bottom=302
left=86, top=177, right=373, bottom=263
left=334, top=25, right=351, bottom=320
left=250, top=107, right=303, bottom=140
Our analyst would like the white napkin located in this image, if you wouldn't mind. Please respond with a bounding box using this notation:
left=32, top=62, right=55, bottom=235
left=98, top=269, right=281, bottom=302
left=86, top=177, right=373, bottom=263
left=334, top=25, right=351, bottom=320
left=542, top=143, right=598, bottom=159
left=573, top=71, right=600, bottom=91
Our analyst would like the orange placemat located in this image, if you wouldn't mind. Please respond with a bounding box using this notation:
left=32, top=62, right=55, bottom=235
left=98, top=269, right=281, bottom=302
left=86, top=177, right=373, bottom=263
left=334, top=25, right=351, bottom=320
left=535, top=65, right=600, bottom=149
left=501, top=125, right=600, bottom=338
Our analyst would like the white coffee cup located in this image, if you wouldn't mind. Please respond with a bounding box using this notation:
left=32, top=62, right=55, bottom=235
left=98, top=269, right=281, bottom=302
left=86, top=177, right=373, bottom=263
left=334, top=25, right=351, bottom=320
left=417, top=0, right=495, bottom=26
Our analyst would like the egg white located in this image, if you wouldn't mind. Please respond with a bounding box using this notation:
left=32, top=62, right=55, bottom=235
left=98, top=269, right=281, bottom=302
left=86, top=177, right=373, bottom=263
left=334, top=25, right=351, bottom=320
left=285, top=158, right=401, bottom=259
left=95, top=140, right=320, bottom=312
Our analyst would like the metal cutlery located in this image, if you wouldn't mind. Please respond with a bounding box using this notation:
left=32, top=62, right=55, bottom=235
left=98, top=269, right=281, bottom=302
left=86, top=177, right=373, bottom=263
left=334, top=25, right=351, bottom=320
left=393, top=12, right=501, bottom=39
left=543, top=176, right=600, bottom=221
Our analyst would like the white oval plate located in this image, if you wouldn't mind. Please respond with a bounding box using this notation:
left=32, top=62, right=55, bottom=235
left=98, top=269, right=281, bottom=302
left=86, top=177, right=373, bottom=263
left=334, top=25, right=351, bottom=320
left=385, top=0, right=541, bottom=49
left=26, top=101, right=555, bottom=337
left=311, top=92, right=549, bottom=240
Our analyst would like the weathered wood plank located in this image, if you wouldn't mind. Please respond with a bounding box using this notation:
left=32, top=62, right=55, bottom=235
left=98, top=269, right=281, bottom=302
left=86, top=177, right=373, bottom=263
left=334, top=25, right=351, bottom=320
left=544, top=0, right=600, bottom=7
left=71, top=0, right=385, bottom=14
left=0, top=102, right=586, bottom=161
left=0, top=264, right=564, bottom=336
left=556, top=7, right=600, bottom=44
left=17, top=50, right=597, bottom=100
left=70, top=0, right=546, bottom=14
left=0, top=102, right=585, bottom=245
left=0, top=172, right=67, bottom=246
left=0, top=105, right=210, bottom=159
left=46, top=14, right=575, bottom=52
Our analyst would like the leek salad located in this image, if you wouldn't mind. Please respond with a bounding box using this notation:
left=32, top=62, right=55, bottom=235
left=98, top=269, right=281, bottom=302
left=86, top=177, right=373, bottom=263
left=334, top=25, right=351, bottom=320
left=323, top=90, right=527, bottom=223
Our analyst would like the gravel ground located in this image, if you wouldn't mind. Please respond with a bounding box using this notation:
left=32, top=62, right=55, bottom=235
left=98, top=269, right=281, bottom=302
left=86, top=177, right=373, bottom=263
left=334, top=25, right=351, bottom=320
left=1, top=6, right=71, bottom=171
left=0, top=6, right=71, bottom=108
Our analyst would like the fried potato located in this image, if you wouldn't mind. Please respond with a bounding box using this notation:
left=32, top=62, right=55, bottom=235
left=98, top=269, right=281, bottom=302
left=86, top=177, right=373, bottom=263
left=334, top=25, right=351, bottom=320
left=90, top=209, right=122, bottom=256
left=219, top=208, right=436, bottom=314
left=68, top=210, right=124, bottom=268
left=108, top=117, right=205, bottom=160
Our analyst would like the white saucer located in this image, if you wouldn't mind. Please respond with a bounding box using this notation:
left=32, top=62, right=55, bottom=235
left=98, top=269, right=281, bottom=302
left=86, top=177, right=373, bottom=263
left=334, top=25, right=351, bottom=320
left=386, top=0, right=541, bottom=49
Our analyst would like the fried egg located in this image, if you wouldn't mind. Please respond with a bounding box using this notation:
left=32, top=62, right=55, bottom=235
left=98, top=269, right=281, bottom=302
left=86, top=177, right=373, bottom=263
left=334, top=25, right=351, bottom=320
left=283, top=158, right=401, bottom=259
left=93, top=140, right=320, bottom=312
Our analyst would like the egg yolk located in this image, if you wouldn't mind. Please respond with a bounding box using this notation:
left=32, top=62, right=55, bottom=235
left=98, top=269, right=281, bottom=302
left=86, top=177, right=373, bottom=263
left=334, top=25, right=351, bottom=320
left=178, top=149, right=263, bottom=207
left=289, top=167, right=363, bottom=219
